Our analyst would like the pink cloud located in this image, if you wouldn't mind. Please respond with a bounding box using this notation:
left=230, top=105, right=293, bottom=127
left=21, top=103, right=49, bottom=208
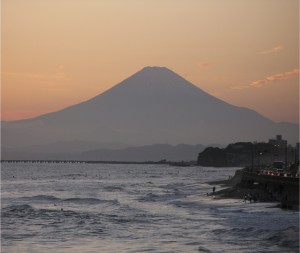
left=260, top=45, right=283, bottom=55
left=231, top=68, right=299, bottom=90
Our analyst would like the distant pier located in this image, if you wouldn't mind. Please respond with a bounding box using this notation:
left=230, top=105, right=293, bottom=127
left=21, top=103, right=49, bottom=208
left=1, top=160, right=87, bottom=164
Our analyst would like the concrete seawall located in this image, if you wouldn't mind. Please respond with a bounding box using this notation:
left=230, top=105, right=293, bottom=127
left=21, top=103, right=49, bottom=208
left=212, top=169, right=299, bottom=210
left=239, top=171, right=299, bottom=209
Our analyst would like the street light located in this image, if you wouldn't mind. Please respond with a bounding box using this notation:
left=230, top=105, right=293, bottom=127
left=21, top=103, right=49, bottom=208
left=258, top=152, right=263, bottom=171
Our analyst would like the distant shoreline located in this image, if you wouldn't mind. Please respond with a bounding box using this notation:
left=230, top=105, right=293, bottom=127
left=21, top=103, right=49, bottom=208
left=0, top=160, right=168, bottom=165
left=0, top=159, right=197, bottom=166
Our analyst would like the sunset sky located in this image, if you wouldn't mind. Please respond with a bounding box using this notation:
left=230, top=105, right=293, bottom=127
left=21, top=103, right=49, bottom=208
left=2, top=0, right=299, bottom=123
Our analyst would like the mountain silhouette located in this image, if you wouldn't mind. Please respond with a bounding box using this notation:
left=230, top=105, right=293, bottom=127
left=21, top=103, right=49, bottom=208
left=2, top=66, right=298, bottom=159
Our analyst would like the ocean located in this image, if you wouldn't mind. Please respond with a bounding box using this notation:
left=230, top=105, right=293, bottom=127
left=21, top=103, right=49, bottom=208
left=1, top=162, right=299, bottom=253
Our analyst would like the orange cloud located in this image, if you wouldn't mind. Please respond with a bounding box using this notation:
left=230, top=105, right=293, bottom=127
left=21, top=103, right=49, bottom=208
left=3, top=65, right=71, bottom=90
left=231, top=68, right=299, bottom=90
left=197, top=62, right=210, bottom=69
left=259, top=45, right=283, bottom=55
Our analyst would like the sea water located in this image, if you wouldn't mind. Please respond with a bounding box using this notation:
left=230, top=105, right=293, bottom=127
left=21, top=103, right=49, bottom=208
left=1, top=163, right=299, bottom=253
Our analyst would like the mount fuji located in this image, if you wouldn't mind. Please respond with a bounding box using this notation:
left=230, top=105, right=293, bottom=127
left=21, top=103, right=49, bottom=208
left=2, top=66, right=298, bottom=160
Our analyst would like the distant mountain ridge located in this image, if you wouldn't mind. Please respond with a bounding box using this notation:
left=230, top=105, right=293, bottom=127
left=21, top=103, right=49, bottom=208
left=80, top=143, right=206, bottom=162
left=2, top=66, right=298, bottom=160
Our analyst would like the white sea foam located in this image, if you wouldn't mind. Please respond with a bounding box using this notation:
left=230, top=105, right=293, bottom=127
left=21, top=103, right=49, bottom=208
left=1, top=163, right=298, bottom=252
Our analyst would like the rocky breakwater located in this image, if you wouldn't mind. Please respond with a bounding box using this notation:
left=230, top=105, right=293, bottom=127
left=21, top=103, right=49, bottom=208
left=210, top=169, right=299, bottom=210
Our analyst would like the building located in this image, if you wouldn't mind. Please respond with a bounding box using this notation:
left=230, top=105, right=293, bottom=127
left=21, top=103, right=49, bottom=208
left=268, top=135, right=287, bottom=149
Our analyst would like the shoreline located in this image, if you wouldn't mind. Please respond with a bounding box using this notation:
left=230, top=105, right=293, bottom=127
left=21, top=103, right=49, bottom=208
left=208, top=170, right=299, bottom=211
